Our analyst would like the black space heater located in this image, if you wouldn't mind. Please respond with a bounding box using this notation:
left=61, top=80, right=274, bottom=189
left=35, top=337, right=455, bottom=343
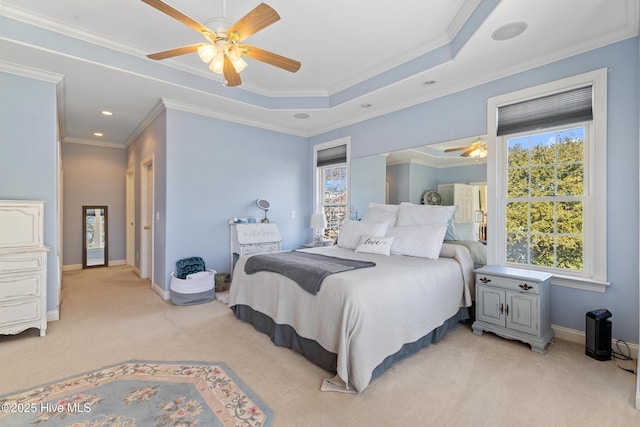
left=585, top=309, right=612, bottom=361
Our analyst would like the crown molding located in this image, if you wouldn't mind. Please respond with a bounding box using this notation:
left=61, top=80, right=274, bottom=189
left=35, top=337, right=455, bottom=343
left=0, top=59, right=63, bottom=83
left=160, top=98, right=309, bottom=138
left=63, top=137, right=125, bottom=149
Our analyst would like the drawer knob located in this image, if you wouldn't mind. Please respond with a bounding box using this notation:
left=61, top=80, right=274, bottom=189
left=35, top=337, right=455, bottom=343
left=519, top=283, right=533, bottom=290
left=480, top=277, right=491, bottom=283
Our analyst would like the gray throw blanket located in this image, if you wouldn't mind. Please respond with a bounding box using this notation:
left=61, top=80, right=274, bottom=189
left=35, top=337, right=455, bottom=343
left=244, top=251, right=376, bottom=295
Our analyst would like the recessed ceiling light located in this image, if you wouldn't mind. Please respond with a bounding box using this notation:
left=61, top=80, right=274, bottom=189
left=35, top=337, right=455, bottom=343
left=360, top=103, right=372, bottom=108
left=492, top=22, right=527, bottom=41
left=294, top=113, right=309, bottom=119
left=421, top=80, right=436, bottom=86
left=101, top=110, right=113, bottom=116
left=93, top=132, right=103, bottom=137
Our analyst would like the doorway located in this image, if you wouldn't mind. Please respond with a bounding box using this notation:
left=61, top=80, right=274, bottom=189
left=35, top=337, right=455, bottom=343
left=140, top=155, right=154, bottom=283
left=125, top=168, right=135, bottom=269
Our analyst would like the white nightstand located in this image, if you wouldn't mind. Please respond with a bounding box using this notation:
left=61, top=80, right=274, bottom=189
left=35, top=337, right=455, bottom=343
left=472, top=265, right=553, bottom=354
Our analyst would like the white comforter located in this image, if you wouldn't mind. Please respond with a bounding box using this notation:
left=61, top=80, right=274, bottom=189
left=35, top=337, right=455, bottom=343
left=229, top=243, right=474, bottom=392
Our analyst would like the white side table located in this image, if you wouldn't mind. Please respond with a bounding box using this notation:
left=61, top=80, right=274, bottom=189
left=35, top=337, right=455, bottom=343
left=472, top=265, right=553, bottom=354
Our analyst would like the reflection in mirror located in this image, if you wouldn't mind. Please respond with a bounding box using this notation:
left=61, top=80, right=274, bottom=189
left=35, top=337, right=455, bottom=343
left=83, top=206, right=108, bottom=268
left=351, top=136, right=488, bottom=241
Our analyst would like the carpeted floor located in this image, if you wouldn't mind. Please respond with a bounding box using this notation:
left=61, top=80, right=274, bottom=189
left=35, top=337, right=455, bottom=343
left=0, top=360, right=271, bottom=426
left=0, top=266, right=638, bottom=426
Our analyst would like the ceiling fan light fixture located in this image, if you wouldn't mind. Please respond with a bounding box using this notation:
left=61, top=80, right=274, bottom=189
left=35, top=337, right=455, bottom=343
left=231, top=56, right=248, bottom=73
left=469, top=145, right=488, bottom=158
left=209, top=52, right=225, bottom=74
left=197, top=44, right=217, bottom=63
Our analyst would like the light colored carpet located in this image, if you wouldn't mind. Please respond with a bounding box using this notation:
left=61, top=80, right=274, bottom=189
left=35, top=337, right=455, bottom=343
left=0, top=266, right=638, bottom=426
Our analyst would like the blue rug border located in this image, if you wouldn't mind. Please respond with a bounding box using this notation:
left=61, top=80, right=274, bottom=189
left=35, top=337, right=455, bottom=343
left=0, top=359, right=273, bottom=427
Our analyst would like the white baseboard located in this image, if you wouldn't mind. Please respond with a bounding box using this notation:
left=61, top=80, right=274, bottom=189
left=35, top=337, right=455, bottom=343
left=552, top=324, right=639, bottom=359
left=151, top=281, right=169, bottom=300
left=63, top=260, right=126, bottom=271
left=47, top=310, right=59, bottom=322
left=636, top=367, right=640, bottom=411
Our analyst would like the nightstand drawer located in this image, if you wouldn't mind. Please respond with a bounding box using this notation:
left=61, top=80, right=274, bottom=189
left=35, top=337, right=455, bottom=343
left=476, top=274, right=539, bottom=294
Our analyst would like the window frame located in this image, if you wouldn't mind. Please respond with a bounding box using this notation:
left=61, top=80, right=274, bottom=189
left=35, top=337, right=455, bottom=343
left=487, top=69, right=608, bottom=292
left=312, top=137, right=351, bottom=240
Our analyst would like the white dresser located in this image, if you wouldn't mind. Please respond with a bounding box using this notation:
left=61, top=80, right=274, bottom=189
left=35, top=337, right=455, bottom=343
left=229, top=222, right=281, bottom=273
left=0, top=200, right=50, bottom=337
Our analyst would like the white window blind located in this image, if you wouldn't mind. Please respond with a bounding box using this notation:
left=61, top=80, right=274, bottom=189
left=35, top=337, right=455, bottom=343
left=316, top=144, right=347, bottom=167
left=497, top=86, right=593, bottom=136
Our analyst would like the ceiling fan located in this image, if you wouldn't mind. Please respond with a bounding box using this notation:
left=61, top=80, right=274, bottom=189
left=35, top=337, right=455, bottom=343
left=140, top=0, right=301, bottom=87
left=444, top=139, right=488, bottom=158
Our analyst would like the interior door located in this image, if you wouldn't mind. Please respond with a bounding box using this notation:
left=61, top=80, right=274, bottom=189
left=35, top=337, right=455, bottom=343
left=145, top=163, right=153, bottom=280
left=140, top=155, right=154, bottom=282
left=125, top=168, right=135, bottom=267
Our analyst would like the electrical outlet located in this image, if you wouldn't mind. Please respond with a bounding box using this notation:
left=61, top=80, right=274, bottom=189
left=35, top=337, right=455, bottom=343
left=291, top=211, right=296, bottom=219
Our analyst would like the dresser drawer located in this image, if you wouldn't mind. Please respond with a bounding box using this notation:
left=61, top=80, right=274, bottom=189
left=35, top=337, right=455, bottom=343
left=0, top=299, right=41, bottom=327
left=259, top=243, right=280, bottom=253
left=476, top=274, right=540, bottom=294
left=240, top=242, right=280, bottom=256
left=0, top=253, right=45, bottom=274
left=0, top=274, right=41, bottom=301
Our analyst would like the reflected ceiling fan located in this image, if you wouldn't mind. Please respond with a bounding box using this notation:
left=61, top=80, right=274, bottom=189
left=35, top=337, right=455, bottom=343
left=444, top=139, right=488, bottom=158
left=140, top=0, right=301, bottom=87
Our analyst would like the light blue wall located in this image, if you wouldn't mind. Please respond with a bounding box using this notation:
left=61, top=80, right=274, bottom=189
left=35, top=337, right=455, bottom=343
left=126, top=109, right=167, bottom=288
left=62, top=143, right=127, bottom=266
left=311, top=38, right=640, bottom=342
left=350, top=154, right=387, bottom=218
left=0, top=72, right=59, bottom=312
left=164, top=109, right=310, bottom=289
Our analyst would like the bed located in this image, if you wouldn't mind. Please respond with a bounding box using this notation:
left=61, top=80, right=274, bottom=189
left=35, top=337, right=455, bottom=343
left=229, top=203, right=475, bottom=393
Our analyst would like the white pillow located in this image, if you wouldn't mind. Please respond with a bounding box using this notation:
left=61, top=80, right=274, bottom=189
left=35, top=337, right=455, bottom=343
left=355, top=235, right=396, bottom=256
left=396, top=204, right=456, bottom=226
left=362, top=205, right=398, bottom=228
left=386, top=223, right=448, bottom=259
left=369, top=202, right=399, bottom=211
left=337, top=220, right=389, bottom=250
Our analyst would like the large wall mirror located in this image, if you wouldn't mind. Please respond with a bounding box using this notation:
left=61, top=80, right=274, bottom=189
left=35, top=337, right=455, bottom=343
left=351, top=136, right=488, bottom=241
left=83, top=206, right=108, bottom=269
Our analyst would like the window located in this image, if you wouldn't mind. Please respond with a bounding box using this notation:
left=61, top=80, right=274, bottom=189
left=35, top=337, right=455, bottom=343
left=504, top=125, right=587, bottom=272
left=487, top=69, right=608, bottom=291
left=313, top=138, right=350, bottom=242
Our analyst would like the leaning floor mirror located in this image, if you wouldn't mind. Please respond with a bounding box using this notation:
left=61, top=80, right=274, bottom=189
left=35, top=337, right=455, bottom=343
left=83, top=206, right=108, bottom=268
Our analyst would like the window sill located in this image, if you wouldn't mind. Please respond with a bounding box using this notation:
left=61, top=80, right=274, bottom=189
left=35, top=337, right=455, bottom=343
left=550, top=274, right=610, bottom=293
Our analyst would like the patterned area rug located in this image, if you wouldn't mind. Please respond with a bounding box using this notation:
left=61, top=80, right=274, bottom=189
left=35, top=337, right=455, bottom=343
left=0, top=360, right=272, bottom=426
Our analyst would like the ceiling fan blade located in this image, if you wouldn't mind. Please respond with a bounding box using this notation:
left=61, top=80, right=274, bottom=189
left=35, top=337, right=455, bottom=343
left=223, top=57, right=242, bottom=87
left=243, top=45, right=301, bottom=73
left=461, top=149, right=473, bottom=157
left=140, top=0, right=210, bottom=34
left=228, top=3, right=280, bottom=42
left=147, top=44, right=202, bottom=60
left=444, top=146, right=471, bottom=153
